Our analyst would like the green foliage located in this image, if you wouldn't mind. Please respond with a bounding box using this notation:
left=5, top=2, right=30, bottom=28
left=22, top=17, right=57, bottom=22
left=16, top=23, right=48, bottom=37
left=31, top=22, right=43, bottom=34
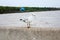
left=0, top=6, right=19, bottom=14
left=25, top=7, right=60, bottom=12
left=0, top=6, right=60, bottom=14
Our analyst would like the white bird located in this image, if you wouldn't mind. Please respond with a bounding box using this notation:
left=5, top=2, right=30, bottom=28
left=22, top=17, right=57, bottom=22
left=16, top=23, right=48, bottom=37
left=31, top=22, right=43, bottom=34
left=20, top=13, right=36, bottom=28
left=27, top=13, right=36, bottom=22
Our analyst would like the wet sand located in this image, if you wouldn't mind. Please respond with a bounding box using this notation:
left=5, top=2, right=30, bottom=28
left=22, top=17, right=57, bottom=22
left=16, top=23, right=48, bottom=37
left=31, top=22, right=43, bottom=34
left=0, top=27, right=60, bottom=40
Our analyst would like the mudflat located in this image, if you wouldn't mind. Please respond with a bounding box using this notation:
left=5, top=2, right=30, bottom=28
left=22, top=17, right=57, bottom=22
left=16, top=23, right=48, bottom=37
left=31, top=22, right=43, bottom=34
left=0, top=27, right=60, bottom=40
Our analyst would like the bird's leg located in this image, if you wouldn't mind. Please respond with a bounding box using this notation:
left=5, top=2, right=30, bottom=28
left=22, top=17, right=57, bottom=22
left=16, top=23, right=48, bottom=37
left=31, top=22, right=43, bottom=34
left=27, top=22, right=30, bottom=28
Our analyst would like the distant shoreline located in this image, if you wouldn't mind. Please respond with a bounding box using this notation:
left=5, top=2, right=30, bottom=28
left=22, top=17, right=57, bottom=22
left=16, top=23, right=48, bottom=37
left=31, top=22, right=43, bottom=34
left=0, top=6, right=60, bottom=14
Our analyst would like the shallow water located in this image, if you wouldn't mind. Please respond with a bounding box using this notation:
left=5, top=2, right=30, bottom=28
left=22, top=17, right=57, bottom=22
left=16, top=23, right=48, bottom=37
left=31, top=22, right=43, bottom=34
left=0, top=11, right=60, bottom=28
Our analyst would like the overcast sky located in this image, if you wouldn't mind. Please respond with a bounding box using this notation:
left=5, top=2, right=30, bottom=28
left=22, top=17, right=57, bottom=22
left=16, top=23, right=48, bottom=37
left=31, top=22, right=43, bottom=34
left=0, top=0, right=60, bottom=7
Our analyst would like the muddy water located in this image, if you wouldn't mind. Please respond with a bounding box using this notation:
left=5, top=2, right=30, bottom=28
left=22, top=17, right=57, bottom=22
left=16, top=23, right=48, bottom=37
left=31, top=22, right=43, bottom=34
left=0, top=11, right=60, bottom=28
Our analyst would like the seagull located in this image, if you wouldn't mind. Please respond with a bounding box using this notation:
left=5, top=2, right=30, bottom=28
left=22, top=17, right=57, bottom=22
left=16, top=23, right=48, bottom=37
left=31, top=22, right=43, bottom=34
left=20, top=13, right=36, bottom=22
left=27, top=13, right=36, bottom=22
left=20, top=13, right=36, bottom=28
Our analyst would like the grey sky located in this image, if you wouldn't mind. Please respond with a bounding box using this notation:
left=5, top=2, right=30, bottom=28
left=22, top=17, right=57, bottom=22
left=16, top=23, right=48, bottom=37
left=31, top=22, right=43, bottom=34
left=0, top=0, right=60, bottom=7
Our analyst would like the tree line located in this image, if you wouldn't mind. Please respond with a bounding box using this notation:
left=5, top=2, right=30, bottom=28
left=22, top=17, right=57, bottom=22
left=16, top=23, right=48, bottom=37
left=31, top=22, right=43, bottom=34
left=0, top=6, right=60, bottom=14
